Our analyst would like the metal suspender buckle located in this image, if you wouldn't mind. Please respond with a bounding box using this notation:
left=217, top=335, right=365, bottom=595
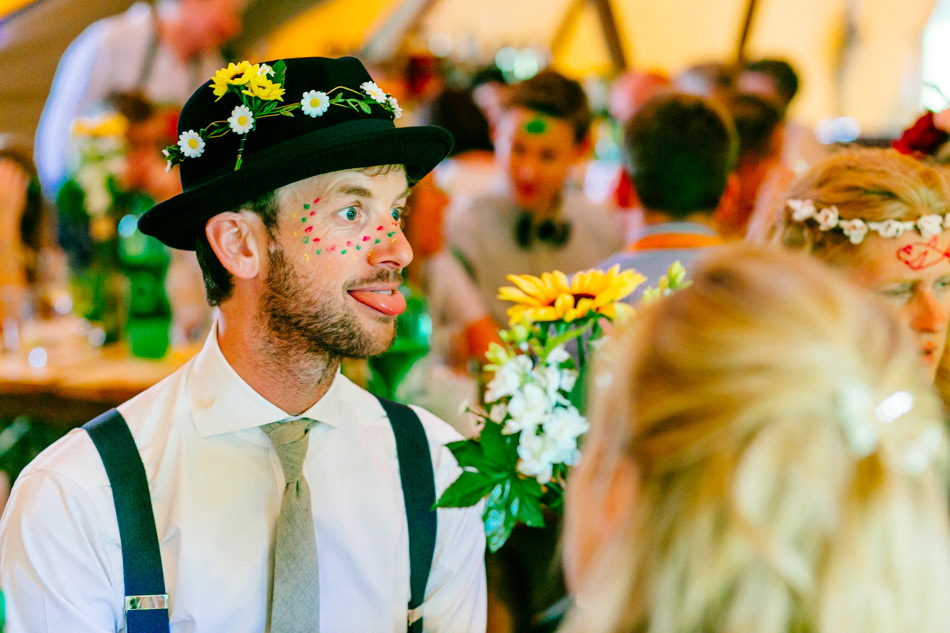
left=407, top=606, right=423, bottom=628
left=125, top=594, right=169, bottom=611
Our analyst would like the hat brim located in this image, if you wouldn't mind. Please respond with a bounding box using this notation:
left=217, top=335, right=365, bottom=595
left=139, top=121, right=452, bottom=250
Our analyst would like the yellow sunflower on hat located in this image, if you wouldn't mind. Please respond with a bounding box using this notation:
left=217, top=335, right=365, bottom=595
left=498, top=265, right=645, bottom=326
left=210, top=61, right=260, bottom=100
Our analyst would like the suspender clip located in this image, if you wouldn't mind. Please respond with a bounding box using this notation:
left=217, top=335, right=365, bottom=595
left=125, top=594, right=169, bottom=611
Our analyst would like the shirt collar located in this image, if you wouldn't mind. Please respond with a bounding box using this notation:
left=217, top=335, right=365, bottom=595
left=639, top=221, right=717, bottom=237
left=187, top=321, right=343, bottom=438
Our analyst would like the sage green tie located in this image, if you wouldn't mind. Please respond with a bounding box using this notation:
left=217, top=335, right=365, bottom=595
left=262, top=418, right=320, bottom=633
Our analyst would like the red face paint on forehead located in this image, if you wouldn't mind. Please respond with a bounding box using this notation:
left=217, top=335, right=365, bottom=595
left=897, top=236, right=950, bottom=271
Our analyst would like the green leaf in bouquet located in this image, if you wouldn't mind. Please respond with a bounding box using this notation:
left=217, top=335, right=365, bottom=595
left=479, top=421, right=518, bottom=472
left=511, top=477, right=545, bottom=528
left=445, top=438, right=485, bottom=469
left=434, top=471, right=495, bottom=508
left=483, top=480, right=519, bottom=552
left=540, top=480, right=565, bottom=514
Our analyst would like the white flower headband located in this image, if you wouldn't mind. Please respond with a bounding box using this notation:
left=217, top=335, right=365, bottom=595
left=786, top=198, right=950, bottom=245
left=836, top=384, right=943, bottom=474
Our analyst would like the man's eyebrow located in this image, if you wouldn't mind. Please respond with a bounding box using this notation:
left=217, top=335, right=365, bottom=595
left=335, top=183, right=374, bottom=198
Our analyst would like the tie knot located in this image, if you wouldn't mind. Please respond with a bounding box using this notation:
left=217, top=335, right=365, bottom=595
left=262, top=418, right=316, bottom=484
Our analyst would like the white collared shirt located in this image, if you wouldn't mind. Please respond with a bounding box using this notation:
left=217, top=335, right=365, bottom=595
left=0, top=324, right=487, bottom=632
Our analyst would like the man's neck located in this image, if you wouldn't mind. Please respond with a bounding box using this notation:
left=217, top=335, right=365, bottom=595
left=642, top=208, right=714, bottom=227
left=216, top=312, right=340, bottom=416
left=523, top=192, right=563, bottom=222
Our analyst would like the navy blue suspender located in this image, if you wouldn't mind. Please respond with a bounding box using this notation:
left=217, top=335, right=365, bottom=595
left=376, top=397, right=437, bottom=633
left=83, top=397, right=437, bottom=633
left=83, top=409, right=170, bottom=633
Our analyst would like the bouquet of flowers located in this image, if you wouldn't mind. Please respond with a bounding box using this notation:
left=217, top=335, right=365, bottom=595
left=436, top=262, right=690, bottom=551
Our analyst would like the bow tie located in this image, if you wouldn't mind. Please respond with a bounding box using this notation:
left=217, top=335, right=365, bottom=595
left=515, top=212, right=572, bottom=249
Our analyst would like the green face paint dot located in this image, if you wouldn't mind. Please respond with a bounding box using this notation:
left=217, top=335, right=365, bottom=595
left=525, top=117, right=548, bottom=135
left=301, top=217, right=307, bottom=223
left=316, top=249, right=322, bottom=255
left=303, top=237, right=309, bottom=244
left=341, top=249, right=347, bottom=254
left=375, top=239, right=380, bottom=244
left=303, top=204, right=310, bottom=209
left=387, top=232, right=395, bottom=237
left=355, top=245, right=361, bottom=250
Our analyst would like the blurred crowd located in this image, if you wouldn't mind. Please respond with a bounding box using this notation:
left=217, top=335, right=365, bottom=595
left=5, top=1, right=950, bottom=633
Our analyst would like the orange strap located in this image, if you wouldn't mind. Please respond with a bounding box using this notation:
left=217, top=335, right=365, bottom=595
left=626, top=232, right=722, bottom=252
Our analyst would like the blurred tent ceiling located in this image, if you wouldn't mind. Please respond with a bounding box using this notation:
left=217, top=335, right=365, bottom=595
left=0, top=0, right=942, bottom=147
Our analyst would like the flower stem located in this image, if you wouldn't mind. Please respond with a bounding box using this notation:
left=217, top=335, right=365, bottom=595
left=234, top=135, right=247, bottom=171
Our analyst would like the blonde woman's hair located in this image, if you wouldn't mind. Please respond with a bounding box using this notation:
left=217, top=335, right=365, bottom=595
left=764, top=147, right=950, bottom=266
left=563, top=244, right=950, bottom=633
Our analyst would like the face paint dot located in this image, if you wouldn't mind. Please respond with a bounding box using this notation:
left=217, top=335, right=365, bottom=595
left=356, top=245, right=361, bottom=250
left=387, top=232, right=395, bottom=237
left=303, top=204, right=310, bottom=210
left=346, top=241, right=352, bottom=246
left=374, top=239, right=380, bottom=244
left=362, top=235, right=370, bottom=241
left=303, top=237, right=309, bottom=244
left=525, top=117, right=548, bottom=134
left=313, top=198, right=321, bottom=204
left=377, top=225, right=384, bottom=231
left=330, top=245, right=336, bottom=251
left=315, top=237, right=320, bottom=242
left=304, top=226, right=313, bottom=233
left=301, top=217, right=307, bottom=223
left=341, top=249, right=347, bottom=254
left=304, top=254, right=309, bottom=262
left=310, top=211, right=316, bottom=216
left=316, top=249, right=322, bottom=255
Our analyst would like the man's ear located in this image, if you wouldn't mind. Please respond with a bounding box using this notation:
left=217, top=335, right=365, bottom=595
left=204, top=211, right=268, bottom=281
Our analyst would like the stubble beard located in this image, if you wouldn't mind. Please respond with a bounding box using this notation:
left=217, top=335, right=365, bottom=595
left=260, top=246, right=398, bottom=361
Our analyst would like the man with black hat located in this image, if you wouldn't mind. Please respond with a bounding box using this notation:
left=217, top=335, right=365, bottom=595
left=0, top=57, right=487, bottom=633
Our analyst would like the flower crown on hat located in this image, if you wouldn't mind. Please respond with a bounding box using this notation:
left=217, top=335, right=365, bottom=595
left=786, top=198, right=950, bottom=245
left=162, top=60, right=402, bottom=173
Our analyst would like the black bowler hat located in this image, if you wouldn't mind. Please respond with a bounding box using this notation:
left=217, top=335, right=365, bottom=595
left=138, top=56, right=453, bottom=250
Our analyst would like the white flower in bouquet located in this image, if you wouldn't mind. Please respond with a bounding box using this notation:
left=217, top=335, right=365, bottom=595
left=485, top=354, right=532, bottom=403
left=542, top=404, right=588, bottom=464
left=489, top=402, right=508, bottom=423
left=516, top=432, right=560, bottom=484
left=504, top=383, right=550, bottom=434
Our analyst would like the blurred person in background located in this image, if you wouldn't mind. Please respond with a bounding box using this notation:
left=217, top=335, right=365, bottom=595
left=563, top=244, right=950, bottom=633
left=738, top=58, right=826, bottom=175
left=471, top=65, right=511, bottom=137
left=673, top=60, right=735, bottom=100
left=445, top=70, right=622, bottom=329
left=35, top=0, right=245, bottom=198
left=765, top=148, right=950, bottom=395
left=0, top=136, right=59, bottom=337
left=110, top=91, right=211, bottom=343
left=598, top=92, right=737, bottom=302
left=714, top=91, right=783, bottom=239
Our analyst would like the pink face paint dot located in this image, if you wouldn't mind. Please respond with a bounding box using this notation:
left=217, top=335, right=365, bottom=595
left=362, top=235, right=370, bottom=241
left=304, top=226, right=313, bottom=233
left=377, top=225, right=384, bottom=231
left=329, top=245, right=336, bottom=251
left=310, top=211, right=316, bottom=216
left=315, top=237, right=320, bottom=242
left=346, top=241, right=352, bottom=246
left=313, top=197, right=321, bottom=204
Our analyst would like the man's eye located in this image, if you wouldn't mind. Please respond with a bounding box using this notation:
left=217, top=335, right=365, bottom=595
left=337, top=207, right=358, bottom=221
left=879, top=286, right=913, bottom=300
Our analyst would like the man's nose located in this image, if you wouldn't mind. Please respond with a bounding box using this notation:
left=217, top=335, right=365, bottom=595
left=367, top=222, right=413, bottom=270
